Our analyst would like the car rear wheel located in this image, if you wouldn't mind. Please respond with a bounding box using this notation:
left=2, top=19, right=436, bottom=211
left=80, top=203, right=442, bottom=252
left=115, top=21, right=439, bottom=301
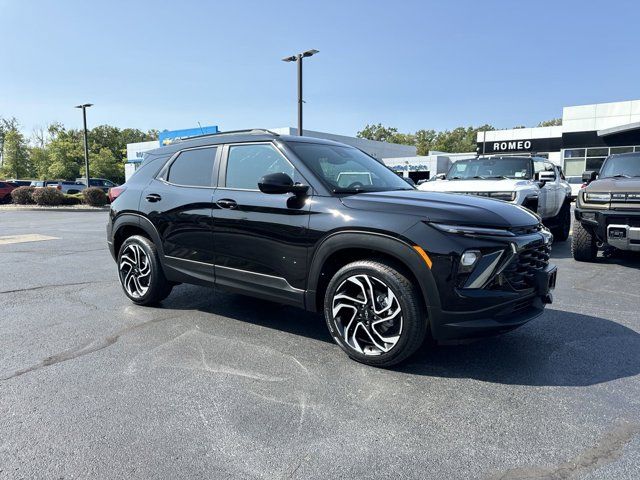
left=571, top=221, right=598, bottom=262
left=324, top=260, right=426, bottom=367
left=118, top=235, right=173, bottom=305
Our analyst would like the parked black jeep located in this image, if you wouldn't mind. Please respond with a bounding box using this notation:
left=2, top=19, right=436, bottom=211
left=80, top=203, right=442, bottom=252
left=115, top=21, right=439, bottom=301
left=107, top=129, right=557, bottom=366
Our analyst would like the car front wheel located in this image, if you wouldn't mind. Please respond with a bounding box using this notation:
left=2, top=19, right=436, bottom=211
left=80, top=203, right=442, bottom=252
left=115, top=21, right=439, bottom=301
left=118, top=235, right=173, bottom=305
left=324, top=260, right=427, bottom=367
left=571, top=221, right=598, bottom=262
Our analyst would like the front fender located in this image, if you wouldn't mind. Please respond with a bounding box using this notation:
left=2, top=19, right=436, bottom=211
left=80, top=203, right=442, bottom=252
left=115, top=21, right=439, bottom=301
left=305, top=230, right=440, bottom=313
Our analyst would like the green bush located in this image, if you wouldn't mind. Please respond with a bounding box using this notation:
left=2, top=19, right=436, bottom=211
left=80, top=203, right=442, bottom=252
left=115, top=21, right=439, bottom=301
left=11, top=186, right=36, bottom=204
left=61, top=194, right=82, bottom=205
left=32, top=187, right=64, bottom=206
left=82, top=187, right=108, bottom=206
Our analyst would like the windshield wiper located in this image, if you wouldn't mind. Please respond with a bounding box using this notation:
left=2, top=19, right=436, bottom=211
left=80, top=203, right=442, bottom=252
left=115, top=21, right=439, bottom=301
left=471, top=175, right=487, bottom=180
left=486, top=175, right=508, bottom=179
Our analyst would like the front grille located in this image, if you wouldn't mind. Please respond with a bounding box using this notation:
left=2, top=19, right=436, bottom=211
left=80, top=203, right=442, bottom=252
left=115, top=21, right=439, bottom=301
left=502, top=243, right=550, bottom=290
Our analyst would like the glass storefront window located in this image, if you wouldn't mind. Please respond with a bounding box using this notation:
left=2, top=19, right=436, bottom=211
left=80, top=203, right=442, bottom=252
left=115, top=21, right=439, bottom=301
left=586, top=157, right=606, bottom=171
left=564, top=149, right=585, bottom=158
left=587, top=147, right=609, bottom=157
left=610, top=146, right=634, bottom=154
left=564, top=158, right=585, bottom=176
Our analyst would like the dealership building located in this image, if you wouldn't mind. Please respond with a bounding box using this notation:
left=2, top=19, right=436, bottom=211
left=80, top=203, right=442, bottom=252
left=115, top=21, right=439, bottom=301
left=477, top=99, right=640, bottom=176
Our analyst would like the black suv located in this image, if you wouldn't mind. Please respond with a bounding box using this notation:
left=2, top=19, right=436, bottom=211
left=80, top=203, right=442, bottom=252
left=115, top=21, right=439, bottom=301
left=107, top=129, right=557, bottom=366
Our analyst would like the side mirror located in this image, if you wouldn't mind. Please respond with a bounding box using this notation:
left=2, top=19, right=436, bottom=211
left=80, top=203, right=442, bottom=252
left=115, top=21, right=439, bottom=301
left=537, top=170, right=556, bottom=185
left=258, top=172, right=309, bottom=196
left=404, top=177, right=416, bottom=187
left=582, top=170, right=597, bottom=184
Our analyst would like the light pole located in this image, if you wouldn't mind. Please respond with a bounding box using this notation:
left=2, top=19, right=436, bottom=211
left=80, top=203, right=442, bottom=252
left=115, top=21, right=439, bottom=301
left=282, top=49, right=319, bottom=136
left=75, top=103, right=93, bottom=187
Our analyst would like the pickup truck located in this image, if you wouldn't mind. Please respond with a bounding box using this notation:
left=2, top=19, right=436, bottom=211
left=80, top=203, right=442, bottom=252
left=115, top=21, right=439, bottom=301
left=573, top=152, right=640, bottom=261
left=31, top=180, right=86, bottom=194
left=418, top=155, right=573, bottom=241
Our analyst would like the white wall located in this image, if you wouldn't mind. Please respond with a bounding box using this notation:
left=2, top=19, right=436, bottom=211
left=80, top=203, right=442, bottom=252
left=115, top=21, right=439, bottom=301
left=476, top=126, right=563, bottom=143
left=562, top=99, right=640, bottom=132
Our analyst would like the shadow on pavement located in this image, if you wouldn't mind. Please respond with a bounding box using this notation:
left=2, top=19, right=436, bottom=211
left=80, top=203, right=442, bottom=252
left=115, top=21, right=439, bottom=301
left=401, top=309, right=640, bottom=387
left=164, top=284, right=640, bottom=387
left=162, top=286, right=333, bottom=344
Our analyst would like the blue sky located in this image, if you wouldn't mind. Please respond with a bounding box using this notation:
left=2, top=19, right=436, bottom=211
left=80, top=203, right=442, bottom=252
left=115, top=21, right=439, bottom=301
left=1, top=0, right=639, bottom=136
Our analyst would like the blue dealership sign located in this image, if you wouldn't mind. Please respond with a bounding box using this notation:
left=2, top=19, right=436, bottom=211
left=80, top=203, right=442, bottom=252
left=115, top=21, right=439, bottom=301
left=158, top=125, right=219, bottom=146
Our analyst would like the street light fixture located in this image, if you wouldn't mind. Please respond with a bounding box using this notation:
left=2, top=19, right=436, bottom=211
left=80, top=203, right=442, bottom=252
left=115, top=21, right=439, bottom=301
left=74, top=103, right=93, bottom=188
left=282, top=49, right=319, bottom=136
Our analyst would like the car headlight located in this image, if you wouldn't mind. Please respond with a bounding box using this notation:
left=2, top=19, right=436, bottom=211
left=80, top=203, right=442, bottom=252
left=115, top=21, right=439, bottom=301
left=488, top=191, right=516, bottom=201
left=584, top=192, right=611, bottom=203
left=429, top=222, right=515, bottom=237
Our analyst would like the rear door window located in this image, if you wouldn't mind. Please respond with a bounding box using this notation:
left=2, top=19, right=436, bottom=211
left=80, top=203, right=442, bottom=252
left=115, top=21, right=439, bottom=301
left=166, top=147, right=217, bottom=187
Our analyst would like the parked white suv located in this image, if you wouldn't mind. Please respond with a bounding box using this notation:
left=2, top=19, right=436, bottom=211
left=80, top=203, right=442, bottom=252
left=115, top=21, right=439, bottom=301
left=418, top=156, right=572, bottom=240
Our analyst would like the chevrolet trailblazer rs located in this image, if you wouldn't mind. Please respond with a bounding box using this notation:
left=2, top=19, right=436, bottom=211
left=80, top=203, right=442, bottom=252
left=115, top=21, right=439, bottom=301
left=107, top=129, right=557, bottom=367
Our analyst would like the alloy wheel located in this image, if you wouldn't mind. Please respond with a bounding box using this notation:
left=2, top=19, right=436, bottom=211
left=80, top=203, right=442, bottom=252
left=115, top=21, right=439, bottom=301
left=331, top=274, right=403, bottom=356
left=119, top=244, right=151, bottom=299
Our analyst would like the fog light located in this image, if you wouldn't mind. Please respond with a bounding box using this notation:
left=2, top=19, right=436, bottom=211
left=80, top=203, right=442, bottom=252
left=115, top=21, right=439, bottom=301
left=582, top=211, right=596, bottom=221
left=460, top=250, right=481, bottom=272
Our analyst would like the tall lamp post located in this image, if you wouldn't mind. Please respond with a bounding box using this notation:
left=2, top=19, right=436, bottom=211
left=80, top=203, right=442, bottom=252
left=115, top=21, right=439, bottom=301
left=75, top=103, right=93, bottom=187
left=282, top=49, right=319, bottom=136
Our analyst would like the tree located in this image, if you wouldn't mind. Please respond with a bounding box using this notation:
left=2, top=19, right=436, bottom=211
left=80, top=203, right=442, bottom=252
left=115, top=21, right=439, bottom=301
left=415, top=129, right=437, bottom=155
left=538, top=118, right=562, bottom=127
left=432, top=124, right=495, bottom=153
left=90, top=147, right=125, bottom=183
left=46, top=136, right=82, bottom=180
left=29, top=146, right=50, bottom=179
left=357, top=123, right=403, bottom=143
left=0, top=129, right=31, bottom=178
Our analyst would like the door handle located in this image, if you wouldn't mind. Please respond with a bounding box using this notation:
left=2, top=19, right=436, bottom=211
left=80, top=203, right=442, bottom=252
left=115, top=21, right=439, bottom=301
left=216, top=198, right=238, bottom=209
left=145, top=193, right=162, bottom=202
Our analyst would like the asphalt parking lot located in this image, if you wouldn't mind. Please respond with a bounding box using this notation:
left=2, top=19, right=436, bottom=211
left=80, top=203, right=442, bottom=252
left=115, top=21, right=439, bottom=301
left=1, top=210, right=639, bottom=479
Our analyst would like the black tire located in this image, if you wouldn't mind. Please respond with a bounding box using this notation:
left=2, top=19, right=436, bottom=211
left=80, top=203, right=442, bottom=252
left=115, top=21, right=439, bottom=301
left=117, top=235, right=173, bottom=305
left=551, top=201, right=571, bottom=242
left=324, top=260, right=427, bottom=367
left=571, top=221, right=598, bottom=262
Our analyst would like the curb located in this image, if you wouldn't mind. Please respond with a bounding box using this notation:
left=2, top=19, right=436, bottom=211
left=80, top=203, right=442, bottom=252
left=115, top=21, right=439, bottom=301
left=0, top=206, right=109, bottom=213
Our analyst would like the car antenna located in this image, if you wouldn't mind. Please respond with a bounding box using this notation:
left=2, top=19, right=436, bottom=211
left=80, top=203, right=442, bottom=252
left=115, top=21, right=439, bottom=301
left=197, top=122, right=204, bottom=135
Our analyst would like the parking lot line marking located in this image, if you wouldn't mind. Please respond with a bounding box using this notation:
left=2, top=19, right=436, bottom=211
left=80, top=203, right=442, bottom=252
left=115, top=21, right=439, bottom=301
left=0, top=234, right=59, bottom=245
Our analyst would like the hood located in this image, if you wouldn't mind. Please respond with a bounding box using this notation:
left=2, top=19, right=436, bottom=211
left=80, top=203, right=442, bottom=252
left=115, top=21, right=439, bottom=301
left=585, top=177, right=640, bottom=192
left=340, top=190, right=539, bottom=228
left=418, top=178, right=531, bottom=193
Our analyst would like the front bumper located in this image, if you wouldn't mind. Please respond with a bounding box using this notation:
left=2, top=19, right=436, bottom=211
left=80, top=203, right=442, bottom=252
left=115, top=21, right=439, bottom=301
left=575, top=208, right=640, bottom=251
left=429, top=264, right=556, bottom=340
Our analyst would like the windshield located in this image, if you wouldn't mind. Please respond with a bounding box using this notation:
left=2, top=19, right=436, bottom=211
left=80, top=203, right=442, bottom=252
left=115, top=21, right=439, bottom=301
left=599, top=153, right=640, bottom=178
left=567, top=176, right=583, bottom=184
left=447, top=157, right=532, bottom=180
left=286, top=142, right=413, bottom=193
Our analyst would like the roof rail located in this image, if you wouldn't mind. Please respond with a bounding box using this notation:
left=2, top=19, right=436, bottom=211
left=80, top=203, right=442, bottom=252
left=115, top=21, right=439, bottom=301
left=173, top=128, right=279, bottom=143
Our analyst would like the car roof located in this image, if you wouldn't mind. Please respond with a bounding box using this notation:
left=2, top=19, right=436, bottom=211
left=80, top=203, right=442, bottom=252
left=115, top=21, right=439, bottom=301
left=143, top=129, right=350, bottom=158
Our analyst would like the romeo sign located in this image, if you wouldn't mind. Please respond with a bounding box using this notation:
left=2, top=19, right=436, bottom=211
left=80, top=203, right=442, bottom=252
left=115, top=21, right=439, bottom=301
left=493, top=140, right=532, bottom=151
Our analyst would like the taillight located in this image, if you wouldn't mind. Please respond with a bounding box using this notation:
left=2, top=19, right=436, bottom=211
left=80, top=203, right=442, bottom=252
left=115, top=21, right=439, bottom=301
left=56, top=185, right=62, bottom=190
left=580, top=183, right=587, bottom=189
left=108, top=186, right=126, bottom=202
